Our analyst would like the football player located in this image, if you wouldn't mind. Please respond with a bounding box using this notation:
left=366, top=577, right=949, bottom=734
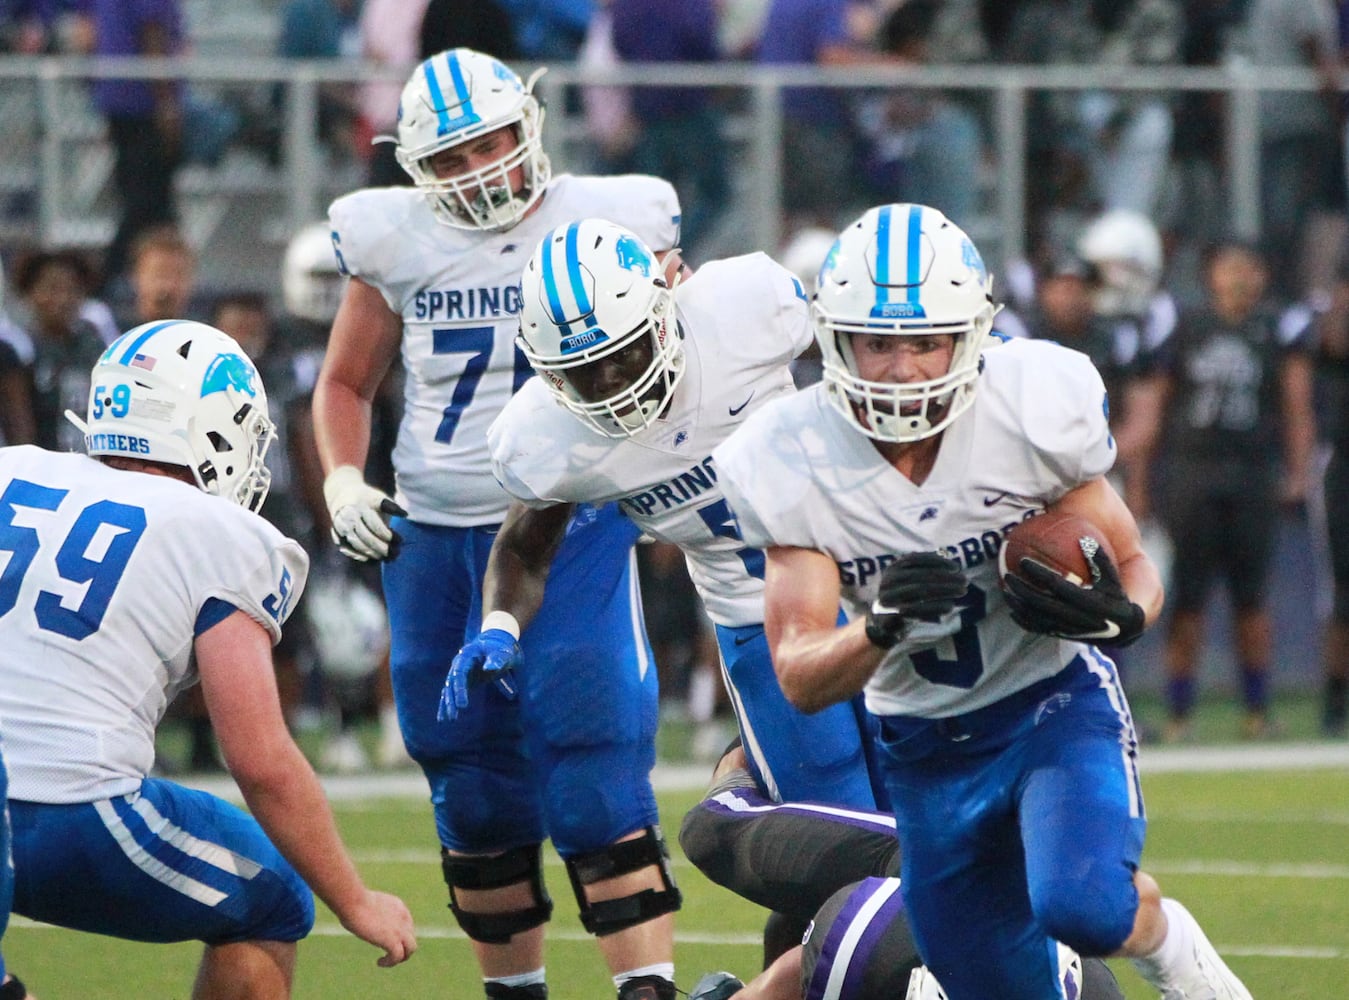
left=710, top=203, right=1251, bottom=999
left=311, top=48, right=683, bottom=1000
left=679, top=743, right=1126, bottom=1000
left=442, top=217, right=885, bottom=815
left=0, top=320, right=416, bottom=996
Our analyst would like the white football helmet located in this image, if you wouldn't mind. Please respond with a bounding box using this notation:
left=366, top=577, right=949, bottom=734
left=1076, top=208, right=1163, bottom=318
left=72, top=320, right=275, bottom=511
left=814, top=203, right=997, bottom=443
left=282, top=223, right=346, bottom=324
left=779, top=225, right=839, bottom=295
left=392, top=47, right=551, bottom=231
left=305, top=568, right=390, bottom=683
left=518, top=219, right=682, bottom=438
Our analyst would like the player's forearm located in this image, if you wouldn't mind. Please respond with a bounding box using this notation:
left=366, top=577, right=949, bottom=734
left=744, top=946, right=809, bottom=1000
left=482, top=546, right=549, bottom=632
left=234, top=742, right=371, bottom=919
left=311, top=376, right=374, bottom=474
left=773, top=621, right=882, bottom=714
left=482, top=503, right=572, bottom=631
left=1280, top=357, right=1317, bottom=499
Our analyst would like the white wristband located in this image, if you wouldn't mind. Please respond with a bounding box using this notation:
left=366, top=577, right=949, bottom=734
left=481, top=611, right=521, bottom=640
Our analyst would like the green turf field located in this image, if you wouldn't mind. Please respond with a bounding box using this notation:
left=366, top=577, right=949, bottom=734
left=6, top=745, right=1349, bottom=999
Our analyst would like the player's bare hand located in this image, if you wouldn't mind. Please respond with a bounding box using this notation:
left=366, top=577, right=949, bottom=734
left=340, top=889, right=418, bottom=967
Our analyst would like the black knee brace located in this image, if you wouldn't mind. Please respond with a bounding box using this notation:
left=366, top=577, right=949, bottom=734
left=441, top=843, right=553, bottom=944
left=565, top=825, right=683, bottom=937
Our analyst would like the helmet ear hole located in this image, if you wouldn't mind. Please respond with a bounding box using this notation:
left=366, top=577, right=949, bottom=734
left=206, top=430, right=233, bottom=453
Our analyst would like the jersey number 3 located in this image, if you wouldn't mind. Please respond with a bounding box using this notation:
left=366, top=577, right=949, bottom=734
left=0, top=479, right=146, bottom=639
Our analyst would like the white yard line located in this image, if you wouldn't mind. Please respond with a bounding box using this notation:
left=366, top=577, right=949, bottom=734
left=10, top=915, right=1343, bottom=959
left=178, top=742, right=1349, bottom=804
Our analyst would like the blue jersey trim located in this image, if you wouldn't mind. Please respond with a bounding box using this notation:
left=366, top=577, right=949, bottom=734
left=195, top=597, right=237, bottom=635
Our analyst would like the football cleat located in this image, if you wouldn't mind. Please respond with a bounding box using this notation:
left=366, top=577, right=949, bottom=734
left=1159, top=901, right=1252, bottom=1000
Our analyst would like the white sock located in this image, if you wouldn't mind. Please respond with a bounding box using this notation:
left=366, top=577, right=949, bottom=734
left=485, top=968, right=546, bottom=989
left=613, top=962, right=675, bottom=989
left=1130, top=898, right=1196, bottom=989
left=379, top=701, right=399, bottom=734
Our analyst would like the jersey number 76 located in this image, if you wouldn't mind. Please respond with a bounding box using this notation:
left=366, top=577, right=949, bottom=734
left=432, top=326, right=532, bottom=445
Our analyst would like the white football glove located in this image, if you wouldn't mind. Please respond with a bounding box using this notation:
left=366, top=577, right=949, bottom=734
left=323, top=465, right=407, bottom=562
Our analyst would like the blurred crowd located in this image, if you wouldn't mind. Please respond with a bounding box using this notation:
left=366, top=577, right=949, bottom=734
left=1, top=0, right=1347, bottom=761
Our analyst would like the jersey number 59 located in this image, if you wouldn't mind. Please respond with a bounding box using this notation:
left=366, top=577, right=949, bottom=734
left=0, top=479, right=146, bottom=639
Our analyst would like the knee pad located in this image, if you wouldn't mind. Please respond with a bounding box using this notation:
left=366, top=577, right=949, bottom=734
left=565, top=826, right=683, bottom=937
left=441, top=843, right=553, bottom=944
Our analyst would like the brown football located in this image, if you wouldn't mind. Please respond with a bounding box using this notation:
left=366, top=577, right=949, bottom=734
left=997, top=509, right=1117, bottom=589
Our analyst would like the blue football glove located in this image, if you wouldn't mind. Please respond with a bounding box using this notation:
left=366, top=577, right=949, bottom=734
left=438, top=628, right=522, bottom=722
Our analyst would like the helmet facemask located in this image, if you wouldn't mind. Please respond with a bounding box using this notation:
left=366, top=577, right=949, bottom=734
left=393, top=50, right=551, bottom=232
left=818, top=306, right=993, bottom=443
left=189, top=393, right=276, bottom=511
left=527, top=287, right=682, bottom=438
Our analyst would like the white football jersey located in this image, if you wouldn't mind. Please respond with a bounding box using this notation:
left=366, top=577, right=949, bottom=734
left=329, top=174, right=681, bottom=527
left=0, top=447, right=308, bottom=803
left=714, top=338, right=1117, bottom=717
left=490, top=254, right=812, bottom=627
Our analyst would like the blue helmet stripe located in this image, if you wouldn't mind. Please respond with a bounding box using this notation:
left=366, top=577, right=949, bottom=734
left=874, top=204, right=892, bottom=313
left=116, top=320, right=183, bottom=365
left=564, top=222, right=592, bottom=319
left=541, top=228, right=572, bottom=337
left=905, top=204, right=923, bottom=303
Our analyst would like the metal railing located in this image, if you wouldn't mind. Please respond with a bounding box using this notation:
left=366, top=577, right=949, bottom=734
left=0, top=54, right=1323, bottom=289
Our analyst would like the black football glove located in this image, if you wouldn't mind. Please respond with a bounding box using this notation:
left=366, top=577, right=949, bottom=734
left=1002, top=543, right=1146, bottom=647
left=865, top=551, right=969, bottom=650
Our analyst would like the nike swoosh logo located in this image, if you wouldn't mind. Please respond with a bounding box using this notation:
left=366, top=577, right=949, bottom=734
left=983, top=491, right=1013, bottom=506
left=733, top=631, right=761, bottom=646
left=1075, top=621, right=1121, bottom=641
left=729, top=392, right=755, bottom=417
